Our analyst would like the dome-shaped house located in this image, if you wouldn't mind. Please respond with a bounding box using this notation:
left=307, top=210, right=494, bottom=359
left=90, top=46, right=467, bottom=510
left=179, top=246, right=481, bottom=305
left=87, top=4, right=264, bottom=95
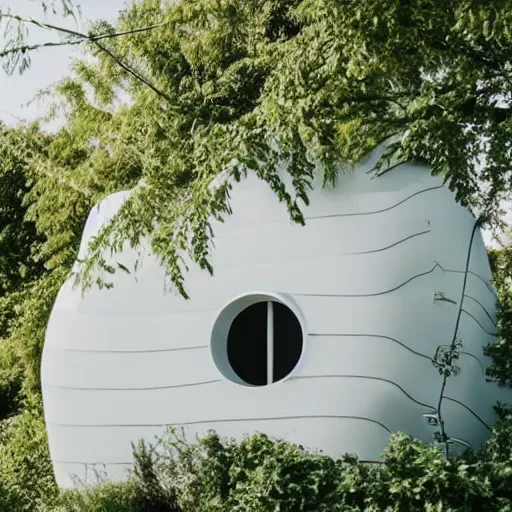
left=42, top=146, right=510, bottom=488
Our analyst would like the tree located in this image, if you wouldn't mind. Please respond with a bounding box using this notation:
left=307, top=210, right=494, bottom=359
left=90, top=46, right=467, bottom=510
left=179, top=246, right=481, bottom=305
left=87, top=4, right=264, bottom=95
left=0, top=122, right=49, bottom=295
left=0, top=122, right=49, bottom=418
left=1, top=0, right=512, bottom=508
left=0, top=123, right=62, bottom=510
left=0, top=120, right=94, bottom=511
left=2, top=0, right=512, bottom=297
left=485, top=244, right=512, bottom=387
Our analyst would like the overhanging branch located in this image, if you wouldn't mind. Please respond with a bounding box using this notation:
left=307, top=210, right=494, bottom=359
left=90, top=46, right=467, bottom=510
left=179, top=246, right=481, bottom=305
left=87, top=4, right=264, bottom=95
left=0, top=13, right=167, bottom=43
left=0, top=13, right=171, bottom=102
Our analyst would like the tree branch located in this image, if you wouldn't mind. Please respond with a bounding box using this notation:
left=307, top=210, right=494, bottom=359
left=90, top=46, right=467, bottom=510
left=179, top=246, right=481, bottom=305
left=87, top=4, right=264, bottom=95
left=0, top=13, right=166, bottom=42
left=0, top=39, right=84, bottom=58
left=91, top=39, right=172, bottom=102
left=0, top=13, right=171, bottom=102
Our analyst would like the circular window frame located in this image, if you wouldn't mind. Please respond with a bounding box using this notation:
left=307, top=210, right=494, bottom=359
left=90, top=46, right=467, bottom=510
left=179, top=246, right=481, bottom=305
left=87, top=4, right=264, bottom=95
left=210, top=291, right=307, bottom=388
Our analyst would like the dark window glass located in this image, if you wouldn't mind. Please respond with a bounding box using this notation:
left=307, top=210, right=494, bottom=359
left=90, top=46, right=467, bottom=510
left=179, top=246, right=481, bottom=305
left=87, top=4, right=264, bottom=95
left=227, top=301, right=303, bottom=386
left=227, top=302, right=267, bottom=385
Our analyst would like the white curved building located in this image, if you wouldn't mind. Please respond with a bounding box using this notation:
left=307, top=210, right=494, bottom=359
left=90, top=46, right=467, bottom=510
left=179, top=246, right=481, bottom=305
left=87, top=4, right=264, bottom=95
left=42, top=147, right=510, bottom=488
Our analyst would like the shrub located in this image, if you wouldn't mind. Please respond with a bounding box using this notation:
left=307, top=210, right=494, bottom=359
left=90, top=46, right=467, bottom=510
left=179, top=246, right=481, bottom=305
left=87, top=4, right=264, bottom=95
left=0, top=397, right=57, bottom=511
left=53, top=480, right=147, bottom=512
left=51, top=422, right=512, bottom=512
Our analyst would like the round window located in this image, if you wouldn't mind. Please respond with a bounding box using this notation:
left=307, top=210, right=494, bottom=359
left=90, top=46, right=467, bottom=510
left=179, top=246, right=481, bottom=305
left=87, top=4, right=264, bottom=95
left=211, top=293, right=305, bottom=387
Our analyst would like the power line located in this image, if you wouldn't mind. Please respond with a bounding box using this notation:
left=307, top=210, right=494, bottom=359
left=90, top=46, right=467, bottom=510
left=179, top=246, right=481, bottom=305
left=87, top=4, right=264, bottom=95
left=0, top=107, right=24, bottom=122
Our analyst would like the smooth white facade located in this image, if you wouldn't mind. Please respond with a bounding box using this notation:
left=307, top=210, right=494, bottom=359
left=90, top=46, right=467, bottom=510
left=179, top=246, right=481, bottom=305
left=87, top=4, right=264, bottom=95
left=42, top=147, right=511, bottom=488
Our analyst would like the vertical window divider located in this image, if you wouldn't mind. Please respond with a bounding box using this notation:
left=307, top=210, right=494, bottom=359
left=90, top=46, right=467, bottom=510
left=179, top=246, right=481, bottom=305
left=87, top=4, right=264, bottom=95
left=267, top=301, right=274, bottom=385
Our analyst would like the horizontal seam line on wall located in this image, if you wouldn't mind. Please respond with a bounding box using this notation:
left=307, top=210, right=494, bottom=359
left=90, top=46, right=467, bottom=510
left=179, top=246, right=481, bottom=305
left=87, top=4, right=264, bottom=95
left=44, top=375, right=437, bottom=402
left=291, top=262, right=442, bottom=297
left=46, top=415, right=393, bottom=433
left=290, top=264, right=494, bottom=300
left=442, top=396, right=492, bottom=431
left=310, top=334, right=486, bottom=377
left=43, top=345, right=486, bottom=379
left=45, top=345, right=209, bottom=354
left=305, top=184, right=445, bottom=219
left=309, top=333, right=433, bottom=361
left=204, top=228, right=431, bottom=269
left=47, top=334, right=433, bottom=359
left=43, top=379, right=222, bottom=391
left=290, top=375, right=436, bottom=410
left=461, top=309, right=498, bottom=337
left=463, top=294, right=497, bottom=327
left=343, top=229, right=431, bottom=255
left=445, top=270, right=496, bottom=299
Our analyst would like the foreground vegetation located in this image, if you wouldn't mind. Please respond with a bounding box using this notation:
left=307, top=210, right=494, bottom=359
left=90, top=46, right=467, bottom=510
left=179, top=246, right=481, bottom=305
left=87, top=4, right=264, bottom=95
left=19, top=423, right=512, bottom=511
left=1, top=0, right=512, bottom=509
left=4, top=423, right=512, bottom=512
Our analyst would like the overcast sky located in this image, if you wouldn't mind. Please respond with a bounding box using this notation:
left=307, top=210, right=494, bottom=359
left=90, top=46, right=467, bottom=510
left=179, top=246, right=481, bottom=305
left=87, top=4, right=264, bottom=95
left=0, top=0, right=125, bottom=124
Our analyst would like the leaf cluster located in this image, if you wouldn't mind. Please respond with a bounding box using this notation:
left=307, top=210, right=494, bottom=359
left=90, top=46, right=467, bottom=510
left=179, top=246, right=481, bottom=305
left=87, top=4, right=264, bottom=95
left=16, top=0, right=511, bottom=298
left=53, top=426, right=512, bottom=512
left=1, top=1, right=512, bottom=510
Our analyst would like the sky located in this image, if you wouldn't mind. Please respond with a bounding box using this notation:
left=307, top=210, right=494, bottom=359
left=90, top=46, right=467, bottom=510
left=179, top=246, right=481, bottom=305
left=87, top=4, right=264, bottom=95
left=0, top=0, right=126, bottom=124
left=0, top=1, right=508, bottom=247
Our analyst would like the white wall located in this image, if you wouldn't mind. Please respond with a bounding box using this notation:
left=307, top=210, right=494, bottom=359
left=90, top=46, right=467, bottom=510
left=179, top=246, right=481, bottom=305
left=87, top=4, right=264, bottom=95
left=42, top=146, right=511, bottom=488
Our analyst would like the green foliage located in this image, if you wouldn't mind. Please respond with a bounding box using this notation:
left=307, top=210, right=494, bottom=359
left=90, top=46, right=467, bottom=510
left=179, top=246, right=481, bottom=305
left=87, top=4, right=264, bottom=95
left=1, top=1, right=512, bottom=511
left=67, top=0, right=512, bottom=295
left=0, top=114, right=102, bottom=511
left=0, top=398, right=58, bottom=511
left=0, top=122, right=54, bottom=417
left=0, top=123, right=47, bottom=295
left=0, top=1, right=81, bottom=75
left=133, top=428, right=343, bottom=512
left=54, top=480, right=148, bottom=512
left=48, top=426, right=512, bottom=512
left=4, top=0, right=512, bottom=297
left=0, top=121, right=90, bottom=511
left=485, top=245, right=512, bottom=387
left=0, top=121, right=89, bottom=408
left=0, top=267, right=69, bottom=397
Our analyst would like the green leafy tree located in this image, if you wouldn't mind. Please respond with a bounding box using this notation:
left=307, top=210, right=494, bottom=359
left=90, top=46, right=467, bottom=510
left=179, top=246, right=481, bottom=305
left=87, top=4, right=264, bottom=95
left=0, top=123, right=47, bottom=295
left=485, top=244, right=512, bottom=387
left=3, top=0, right=512, bottom=296
left=2, top=1, right=512, bottom=509
left=0, top=123, right=50, bottom=418
left=0, top=120, right=97, bottom=509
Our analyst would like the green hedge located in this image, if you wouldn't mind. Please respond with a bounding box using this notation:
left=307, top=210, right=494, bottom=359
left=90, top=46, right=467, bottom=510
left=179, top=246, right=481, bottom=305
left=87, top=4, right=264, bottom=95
left=49, top=421, right=512, bottom=512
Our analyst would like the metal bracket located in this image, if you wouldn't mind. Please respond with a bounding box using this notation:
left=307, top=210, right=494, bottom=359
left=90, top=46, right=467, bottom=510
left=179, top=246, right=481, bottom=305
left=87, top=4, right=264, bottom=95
left=423, top=413, right=441, bottom=427
left=446, top=437, right=471, bottom=449
left=434, top=292, right=457, bottom=305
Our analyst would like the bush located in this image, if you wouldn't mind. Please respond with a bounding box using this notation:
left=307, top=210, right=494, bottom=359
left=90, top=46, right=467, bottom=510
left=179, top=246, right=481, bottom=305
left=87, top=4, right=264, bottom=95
left=53, top=480, right=148, bottom=512
left=48, top=422, right=512, bottom=512
left=0, top=397, right=58, bottom=511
